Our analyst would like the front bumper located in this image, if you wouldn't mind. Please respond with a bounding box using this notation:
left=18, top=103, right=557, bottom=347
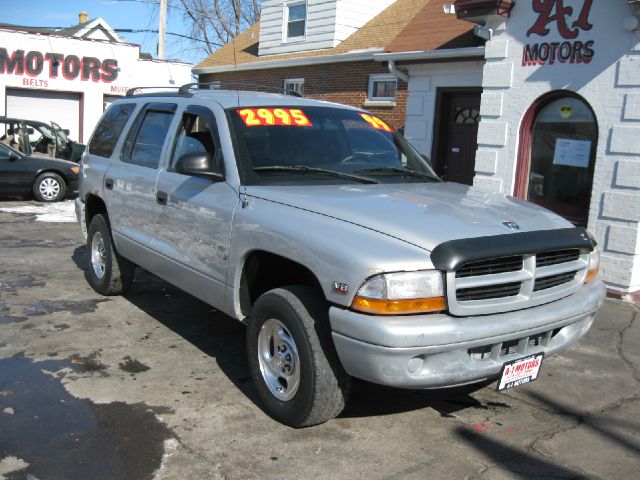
left=329, top=279, right=605, bottom=388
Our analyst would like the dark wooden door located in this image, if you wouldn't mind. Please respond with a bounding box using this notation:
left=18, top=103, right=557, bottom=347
left=435, top=91, right=481, bottom=185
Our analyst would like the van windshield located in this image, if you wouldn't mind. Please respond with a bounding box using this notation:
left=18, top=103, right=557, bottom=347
left=228, top=106, right=439, bottom=185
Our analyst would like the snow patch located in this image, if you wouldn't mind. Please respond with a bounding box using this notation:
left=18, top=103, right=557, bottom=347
left=0, top=201, right=77, bottom=223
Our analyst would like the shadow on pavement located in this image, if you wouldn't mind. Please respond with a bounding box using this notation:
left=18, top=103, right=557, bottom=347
left=454, top=426, right=587, bottom=479
left=70, top=246, right=505, bottom=421
left=525, top=390, right=640, bottom=455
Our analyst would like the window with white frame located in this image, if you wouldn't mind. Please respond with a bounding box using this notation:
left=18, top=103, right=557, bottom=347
left=368, top=75, right=398, bottom=101
left=285, top=2, right=307, bottom=41
left=284, top=78, right=304, bottom=96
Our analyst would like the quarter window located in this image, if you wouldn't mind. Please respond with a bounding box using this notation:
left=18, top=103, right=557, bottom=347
left=88, top=103, right=136, bottom=158
left=368, top=75, right=397, bottom=101
left=286, top=2, right=306, bottom=40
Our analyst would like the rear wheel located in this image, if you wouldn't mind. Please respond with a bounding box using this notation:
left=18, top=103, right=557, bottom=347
left=247, top=286, right=350, bottom=427
left=33, top=172, right=65, bottom=202
left=86, top=214, right=134, bottom=295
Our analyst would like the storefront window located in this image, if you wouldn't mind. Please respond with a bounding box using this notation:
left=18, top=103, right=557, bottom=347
left=526, top=96, right=597, bottom=226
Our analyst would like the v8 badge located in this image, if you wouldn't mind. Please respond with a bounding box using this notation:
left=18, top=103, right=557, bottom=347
left=332, top=282, right=349, bottom=295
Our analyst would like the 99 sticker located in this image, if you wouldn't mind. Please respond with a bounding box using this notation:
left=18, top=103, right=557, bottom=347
left=360, top=113, right=394, bottom=132
left=237, top=108, right=313, bottom=127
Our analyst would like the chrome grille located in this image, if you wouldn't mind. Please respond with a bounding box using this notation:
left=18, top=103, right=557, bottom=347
left=536, top=249, right=580, bottom=267
left=456, top=256, right=523, bottom=278
left=534, top=271, right=577, bottom=291
left=448, top=248, right=589, bottom=316
left=457, top=282, right=521, bottom=301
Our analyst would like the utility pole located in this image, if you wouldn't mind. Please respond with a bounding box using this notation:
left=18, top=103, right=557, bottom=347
left=158, top=0, right=167, bottom=59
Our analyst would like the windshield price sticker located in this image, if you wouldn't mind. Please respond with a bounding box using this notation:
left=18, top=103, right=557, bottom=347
left=497, top=352, right=544, bottom=391
left=237, top=108, right=313, bottom=127
left=359, top=113, right=394, bottom=132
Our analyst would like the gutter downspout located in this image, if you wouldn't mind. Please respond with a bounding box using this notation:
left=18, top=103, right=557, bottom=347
left=387, top=59, right=409, bottom=82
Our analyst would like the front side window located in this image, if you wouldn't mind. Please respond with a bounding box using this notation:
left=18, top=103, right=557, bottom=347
left=171, top=110, right=219, bottom=171
left=89, top=103, right=136, bottom=158
left=368, top=75, right=397, bottom=101
left=124, top=110, right=174, bottom=169
left=286, top=2, right=306, bottom=40
left=229, top=106, right=439, bottom=186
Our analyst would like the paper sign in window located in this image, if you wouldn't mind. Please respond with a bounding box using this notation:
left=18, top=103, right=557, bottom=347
left=359, top=113, right=394, bottom=132
left=237, top=108, right=312, bottom=127
left=553, top=139, right=591, bottom=168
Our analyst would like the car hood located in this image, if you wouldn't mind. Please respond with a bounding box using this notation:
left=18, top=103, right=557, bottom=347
left=26, top=154, right=78, bottom=170
left=247, top=182, right=573, bottom=252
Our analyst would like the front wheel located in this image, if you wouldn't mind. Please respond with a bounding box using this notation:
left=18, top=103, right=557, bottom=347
left=33, top=172, right=66, bottom=202
left=86, top=214, right=135, bottom=295
left=247, top=286, right=350, bottom=427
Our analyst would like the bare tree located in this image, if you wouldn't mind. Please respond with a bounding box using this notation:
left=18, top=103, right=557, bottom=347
left=179, top=0, right=261, bottom=55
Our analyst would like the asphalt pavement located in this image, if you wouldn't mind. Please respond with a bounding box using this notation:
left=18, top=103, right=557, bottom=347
left=0, top=199, right=638, bottom=480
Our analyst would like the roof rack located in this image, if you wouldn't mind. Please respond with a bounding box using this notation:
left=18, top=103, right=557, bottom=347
left=178, top=81, right=303, bottom=97
left=125, top=86, right=181, bottom=96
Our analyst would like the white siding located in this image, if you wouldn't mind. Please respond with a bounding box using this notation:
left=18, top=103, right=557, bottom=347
left=258, top=0, right=394, bottom=56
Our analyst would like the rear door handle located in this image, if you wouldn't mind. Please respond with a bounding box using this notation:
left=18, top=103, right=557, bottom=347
left=104, top=178, right=114, bottom=190
left=156, top=191, right=168, bottom=205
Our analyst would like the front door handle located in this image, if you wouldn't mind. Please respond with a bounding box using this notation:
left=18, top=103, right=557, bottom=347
left=156, top=191, right=168, bottom=205
left=104, top=177, right=114, bottom=190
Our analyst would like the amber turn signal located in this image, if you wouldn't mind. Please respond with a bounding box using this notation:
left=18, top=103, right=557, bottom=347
left=351, top=296, right=446, bottom=315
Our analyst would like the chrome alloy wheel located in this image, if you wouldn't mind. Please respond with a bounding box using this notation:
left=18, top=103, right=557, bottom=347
left=257, top=318, right=300, bottom=401
left=91, top=231, right=106, bottom=280
left=38, top=177, right=61, bottom=200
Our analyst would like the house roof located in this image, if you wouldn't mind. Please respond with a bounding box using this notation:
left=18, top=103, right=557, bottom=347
left=0, top=17, right=121, bottom=42
left=195, top=0, right=479, bottom=72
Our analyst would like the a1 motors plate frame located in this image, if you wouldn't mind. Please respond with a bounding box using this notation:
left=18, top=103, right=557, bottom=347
left=497, top=352, right=544, bottom=391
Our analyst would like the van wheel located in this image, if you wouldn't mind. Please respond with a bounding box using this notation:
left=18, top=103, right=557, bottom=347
left=33, top=172, right=65, bottom=202
left=247, top=286, right=350, bottom=427
left=86, top=214, right=134, bottom=295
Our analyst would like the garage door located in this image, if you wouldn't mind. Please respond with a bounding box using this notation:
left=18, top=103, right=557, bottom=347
left=6, top=89, right=82, bottom=142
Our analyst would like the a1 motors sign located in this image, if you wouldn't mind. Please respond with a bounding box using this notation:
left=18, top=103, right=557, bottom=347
left=522, top=0, right=595, bottom=67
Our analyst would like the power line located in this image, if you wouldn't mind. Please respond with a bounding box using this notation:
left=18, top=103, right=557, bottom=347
left=114, top=28, right=222, bottom=46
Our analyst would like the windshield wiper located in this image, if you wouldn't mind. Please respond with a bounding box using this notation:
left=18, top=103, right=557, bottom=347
left=356, top=167, right=440, bottom=182
left=253, top=166, right=378, bottom=184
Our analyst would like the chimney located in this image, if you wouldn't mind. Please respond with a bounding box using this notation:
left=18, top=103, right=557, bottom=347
left=79, top=11, right=89, bottom=24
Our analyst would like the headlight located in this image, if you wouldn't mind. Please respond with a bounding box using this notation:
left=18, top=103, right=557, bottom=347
left=585, top=249, right=600, bottom=283
left=351, top=270, right=445, bottom=315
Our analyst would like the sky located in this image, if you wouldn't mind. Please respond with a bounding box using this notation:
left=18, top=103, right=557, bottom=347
left=1, top=0, right=208, bottom=65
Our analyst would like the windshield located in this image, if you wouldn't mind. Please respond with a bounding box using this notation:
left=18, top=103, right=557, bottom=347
left=228, top=106, right=439, bottom=185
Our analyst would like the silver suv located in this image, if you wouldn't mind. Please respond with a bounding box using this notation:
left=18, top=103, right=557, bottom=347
left=76, top=85, right=605, bottom=427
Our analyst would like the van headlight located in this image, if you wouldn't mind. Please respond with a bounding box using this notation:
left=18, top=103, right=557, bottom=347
left=351, top=270, right=445, bottom=315
left=585, top=249, right=600, bottom=283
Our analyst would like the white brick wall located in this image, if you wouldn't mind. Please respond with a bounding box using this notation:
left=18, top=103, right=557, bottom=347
left=470, top=0, right=640, bottom=293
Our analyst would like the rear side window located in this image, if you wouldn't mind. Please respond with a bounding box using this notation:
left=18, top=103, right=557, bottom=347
left=88, top=103, right=136, bottom=158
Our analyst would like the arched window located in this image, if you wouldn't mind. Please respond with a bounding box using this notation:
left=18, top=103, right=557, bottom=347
left=515, top=93, right=597, bottom=227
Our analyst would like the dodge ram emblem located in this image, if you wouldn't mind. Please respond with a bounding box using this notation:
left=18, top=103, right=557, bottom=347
left=502, top=221, right=520, bottom=230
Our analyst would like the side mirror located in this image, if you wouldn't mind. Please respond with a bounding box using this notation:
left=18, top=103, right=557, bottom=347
left=175, top=153, right=224, bottom=180
left=8, top=152, right=20, bottom=161
left=26, top=128, right=35, bottom=135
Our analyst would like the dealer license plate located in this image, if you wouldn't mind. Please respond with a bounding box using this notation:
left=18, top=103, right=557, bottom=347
left=497, top=352, right=544, bottom=391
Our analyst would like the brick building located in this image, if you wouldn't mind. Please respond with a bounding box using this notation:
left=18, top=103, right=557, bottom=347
left=193, top=0, right=481, bottom=130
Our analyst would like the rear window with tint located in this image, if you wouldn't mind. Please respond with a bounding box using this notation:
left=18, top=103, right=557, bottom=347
left=88, top=103, right=136, bottom=158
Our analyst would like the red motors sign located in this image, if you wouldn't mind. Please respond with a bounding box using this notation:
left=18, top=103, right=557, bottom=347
left=522, top=0, right=594, bottom=67
left=0, top=48, right=118, bottom=83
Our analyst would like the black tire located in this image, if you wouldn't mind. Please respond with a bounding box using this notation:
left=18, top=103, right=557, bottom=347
left=86, top=214, right=135, bottom=295
left=33, top=172, right=66, bottom=202
left=247, top=286, right=350, bottom=427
